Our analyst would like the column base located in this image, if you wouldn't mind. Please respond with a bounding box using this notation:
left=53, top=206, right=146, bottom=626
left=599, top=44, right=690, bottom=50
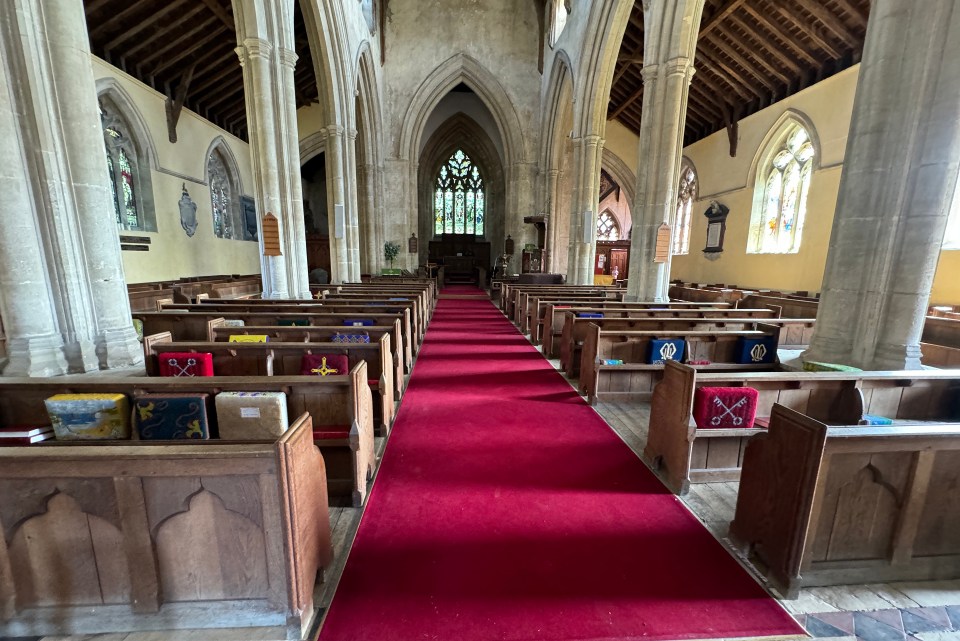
left=869, top=342, right=925, bottom=371
left=95, top=326, right=145, bottom=370
left=2, top=335, right=69, bottom=377
left=63, top=338, right=101, bottom=373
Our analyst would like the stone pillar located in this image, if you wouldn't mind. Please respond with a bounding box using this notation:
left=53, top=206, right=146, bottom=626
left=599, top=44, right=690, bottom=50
left=325, top=126, right=351, bottom=284
left=359, top=162, right=383, bottom=275
left=627, top=59, right=695, bottom=302
left=345, top=128, right=362, bottom=282
left=803, top=0, right=960, bottom=370
left=566, top=135, right=603, bottom=285
left=543, top=169, right=560, bottom=272
left=40, top=0, right=143, bottom=368
left=238, top=38, right=290, bottom=298
left=0, top=26, right=68, bottom=377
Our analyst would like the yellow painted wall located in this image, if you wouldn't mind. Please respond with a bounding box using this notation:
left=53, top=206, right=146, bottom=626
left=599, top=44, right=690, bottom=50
left=92, top=58, right=261, bottom=284
left=602, top=63, right=958, bottom=303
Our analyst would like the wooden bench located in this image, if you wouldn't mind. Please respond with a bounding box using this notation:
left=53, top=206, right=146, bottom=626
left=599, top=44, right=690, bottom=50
left=128, top=287, right=175, bottom=312
left=580, top=325, right=781, bottom=405
left=554, top=307, right=780, bottom=370
left=646, top=361, right=960, bottom=494
left=146, top=337, right=394, bottom=438
left=0, top=370, right=375, bottom=508
left=0, top=410, right=331, bottom=639
left=135, top=310, right=414, bottom=371
left=516, top=290, right=625, bottom=329
left=729, top=403, right=960, bottom=597
left=537, top=301, right=733, bottom=351
left=921, top=315, right=960, bottom=367
left=207, top=322, right=405, bottom=397
left=499, top=284, right=614, bottom=316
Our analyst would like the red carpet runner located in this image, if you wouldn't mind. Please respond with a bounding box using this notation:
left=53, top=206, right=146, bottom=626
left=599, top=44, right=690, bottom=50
left=318, top=288, right=804, bottom=641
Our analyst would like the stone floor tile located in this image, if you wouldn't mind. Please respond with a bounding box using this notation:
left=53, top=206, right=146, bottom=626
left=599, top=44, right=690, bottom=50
left=947, top=606, right=960, bottom=630
left=911, top=631, right=960, bottom=641
left=859, top=609, right=905, bottom=631
left=814, top=612, right=856, bottom=635
left=902, top=609, right=953, bottom=635
left=806, top=615, right=854, bottom=638
left=853, top=612, right=907, bottom=641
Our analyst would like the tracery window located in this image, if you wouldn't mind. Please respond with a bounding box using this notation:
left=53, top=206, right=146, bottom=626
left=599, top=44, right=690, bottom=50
left=100, top=101, right=148, bottom=230
left=597, top=210, right=620, bottom=241
left=748, top=124, right=815, bottom=254
left=434, top=149, right=485, bottom=236
left=674, top=162, right=697, bottom=255
left=208, top=149, right=235, bottom=239
left=550, top=0, right=569, bottom=45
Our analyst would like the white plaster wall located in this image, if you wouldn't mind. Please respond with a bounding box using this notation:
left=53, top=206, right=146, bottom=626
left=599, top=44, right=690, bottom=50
left=91, top=57, right=260, bottom=284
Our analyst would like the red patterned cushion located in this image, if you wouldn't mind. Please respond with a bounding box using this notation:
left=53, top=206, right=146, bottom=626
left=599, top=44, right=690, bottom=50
left=300, top=353, right=349, bottom=376
left=313, top=426, right=351, bottom=440
left=692, top=387, right=759, bottom=429
left=158, top=352, right=214, bottom=377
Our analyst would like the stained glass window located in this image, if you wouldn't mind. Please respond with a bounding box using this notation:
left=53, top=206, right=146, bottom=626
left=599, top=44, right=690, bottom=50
left=550, top=0, right=568, bottom=45
left=674, top=162, right=697, bottom=255
left=208, top=151, right=233, bottom=239
left=101, top=106, right=144, bottom=231
left=434, top=149, right=485, bottom=236
left=597, top=211, right=620, bottom=241
left=749, top=125, right=815, bottom=254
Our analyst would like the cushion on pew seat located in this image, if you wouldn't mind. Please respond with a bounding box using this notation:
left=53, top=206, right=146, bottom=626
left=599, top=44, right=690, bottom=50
left=752, top=417, right=770, bottom=429
left=278, top=319, right=310, bottom=326
left=736, top=336, right=779, bottom=364
left=158, top=352, right=214, bottom=377
left=693, top=387, right=759, bottom=429
left=45, top=394, right=131, bottom=440
left=228, top=335, right=269, bottom=343
left=134, top=393, right=212, bottom=440
left=802, top=360, right=862, bottom=373
left=648, top=339, right=686, bottom=365
left=332, top=332, right=371, bottom=344
left=222, top=319, right=246, bottom=328
left=133, top=319, right=144, bottom=342
left=300, top=353, right=350, bottom=376
left=313, top=426, right=351, bottom=440
left=344, top=319, right=375, bottom=327
left=368, top=379, right=380, bottom=387
left=861, top=414, right=894, bottom=426
left=216, top=391, right=288, bottom=440
left=577, top=313, right=604, bottom=318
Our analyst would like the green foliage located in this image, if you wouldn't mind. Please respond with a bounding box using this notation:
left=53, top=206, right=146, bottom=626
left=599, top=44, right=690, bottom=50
left=384, top=241, right=401, bottom=264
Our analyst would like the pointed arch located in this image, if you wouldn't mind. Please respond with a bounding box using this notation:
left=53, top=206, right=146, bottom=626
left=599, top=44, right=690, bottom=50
left=205, top=137, right=246, bottom=240
left=748, top=109, right=822, bottom=183
left=540, top=51, right=576, bottom=173
left=96, top=78, right=158, bottom=232
left=399, top=53, right=525, bottom=166
left=601, top=147, right=636, bottom=207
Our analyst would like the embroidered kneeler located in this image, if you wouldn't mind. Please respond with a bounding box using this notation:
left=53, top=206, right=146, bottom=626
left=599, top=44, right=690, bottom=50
left=692, top=387, right=759, bottom=429
left=300, top=353, right=350, bottom=376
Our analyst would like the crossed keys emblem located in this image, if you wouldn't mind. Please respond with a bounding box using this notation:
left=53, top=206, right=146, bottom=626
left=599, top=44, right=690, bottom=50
left=167, top=357, right=198, bottom=377
left=750, top=343, right=768, bottom=363
left=659, top=342, right=678, bottom=361
left=311, top=357, right=340, bottom=376
left=711, top=396, right=747, bottom=426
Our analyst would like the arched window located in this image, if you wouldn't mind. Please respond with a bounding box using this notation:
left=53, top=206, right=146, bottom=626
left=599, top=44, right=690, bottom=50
left=207, top=146, right=242, bottom=239
left=99, top=96, right=155, bottom=231
left=674, top=161, right=697, bottom=255
left=748, top=123, right=815, bottom=253
left=550, top=0, right=569, bottom=45
left=434, top=149, right=485, bottom=236
left=597, top=210, right=620, bottom=241
left=359, top=0, right=375, bottom=32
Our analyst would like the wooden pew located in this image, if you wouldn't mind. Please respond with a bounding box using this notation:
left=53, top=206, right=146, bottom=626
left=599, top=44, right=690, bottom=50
left=646, top=361, right=960, bottom=494
left=516, top=290, right=625, bottom=328
left=499, top=283, right=612, bottom=315
left=921, top=315, right=960, bottom=367
left=537, top=300, right=733, bottom=350
left=146, top=337, right=395, bottom=437
left=739, top=293, right=818, bottom=319
left=503, top=285, right=618, bottom=323
left=208, top=322, right=405, bottom=397
left=0, top=370, right=375, bottom=508
left=135, top=310, right=414, bottom=371
left=0, top=410, right=331, bottom=639
left=579, top=324, right=781, bottom=405
left=128, top=287, right=175, bottom=312
left=729, top=403, right=960, bottom=598
left=558, top=308, right=780, bottom=374
left=334, top=285, right=435, bottom=317
left=192, top=299, right=425, bottom=348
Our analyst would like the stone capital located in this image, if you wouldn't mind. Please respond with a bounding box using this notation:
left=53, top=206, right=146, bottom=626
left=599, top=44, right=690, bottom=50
left=241, top=38, right=273, bottom=62
left=664, top=57, right=694, bottom=79
left=640, top=64, right=659, bottom=84
left=347, top=128, right=358, bottom=140
left=277, top=47, right=298, bottom=68
left=325, top=124, right=346, bottom=138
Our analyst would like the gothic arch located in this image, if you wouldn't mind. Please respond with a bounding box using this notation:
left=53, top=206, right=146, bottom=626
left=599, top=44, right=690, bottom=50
left=748, top=108, right=823, bottom=184
left=94, top=78, right=159, bottom=170
left=205, top=137, right=245, bottom=239
left=540, top=51, right=576, bottom=172
left=601, top=147, right=636, bottom=206
left=575, top=0, right=633, bottom=137
left=204, top=136, right=245, bottom=194
left=398, top=54, right=525, bottom=166
left=300, top=131, right=328, bottom=164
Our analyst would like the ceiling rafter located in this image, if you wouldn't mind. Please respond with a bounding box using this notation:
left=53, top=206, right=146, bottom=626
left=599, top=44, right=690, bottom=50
left=739, top=5, right=820, bottom=66
left=102, top=0, right=192, bottom=53
left=150, top=26, right=230, bottom=76
left=792, top=0, right=859, bottom=43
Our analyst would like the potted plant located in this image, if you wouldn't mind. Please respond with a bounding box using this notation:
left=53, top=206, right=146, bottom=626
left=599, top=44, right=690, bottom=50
left=383, top=241, right=401, bottom=275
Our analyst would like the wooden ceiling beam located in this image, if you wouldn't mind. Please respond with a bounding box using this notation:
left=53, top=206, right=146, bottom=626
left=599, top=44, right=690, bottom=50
left=150, top=25, right=229, bottom=76
left=137, top=18, right=219, bottom=68
left=199, top=0, right=235, bottom=30
left=792, top=0, right=858, bottom=43
left=124, top=8, right=211, bottom=58
left=833, top=0, right=869, bottom=30
left=703, top=35, right=790, bottom=89
left=698, top=45, right=768, bottom=98
left=726, top=14, right=803, bottom=76
left=102, top=0, right=193, bottom=53
left=197, top=82, right=244, bottom=111
left=770, top=2, right=843, bottom=59
left=608, top=84, right=644, bottom=121
left=697, top=57, right=757, bottom=101
left=740, top=4, right=819, bottom=66
left=190, top=57, right=242, bottom=96
left=85, top=0, right=115, bottom=17
left=698, top=0, right=749, bottom=36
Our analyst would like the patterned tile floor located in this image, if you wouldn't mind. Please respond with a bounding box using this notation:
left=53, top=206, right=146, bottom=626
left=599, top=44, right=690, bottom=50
left=799, top=606, right=960, bottom=641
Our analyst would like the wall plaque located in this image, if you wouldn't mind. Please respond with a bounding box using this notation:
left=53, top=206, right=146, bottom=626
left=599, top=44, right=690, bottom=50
left=178, top=183, right=198, bottom=237
left=654, top=223, right=671, bottom=263
left=241, top=195, right=258, bottom=241
left=262, top=213, right=282, bottom=256
left=702, top=200, right=730, bottom=254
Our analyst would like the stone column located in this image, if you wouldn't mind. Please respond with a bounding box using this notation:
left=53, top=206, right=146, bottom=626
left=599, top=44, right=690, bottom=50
left=238, top=38, right=290, bottom=298
left=345, top=128, right=362, bottom=282
left=803, top=0, right=960, bottom=370
left=566, top=135, right=603, bottom=285
left=544, top=168, right=559, bottom=272
left=627, top=59, right=695, bottom=302
left=325, top=126, right=351, bottom=284
left=0, top=25, right=67, bottom=377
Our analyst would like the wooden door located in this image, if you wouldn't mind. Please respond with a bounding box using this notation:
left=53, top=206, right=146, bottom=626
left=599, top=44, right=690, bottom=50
left=609, top=249, right=629, bottom=279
